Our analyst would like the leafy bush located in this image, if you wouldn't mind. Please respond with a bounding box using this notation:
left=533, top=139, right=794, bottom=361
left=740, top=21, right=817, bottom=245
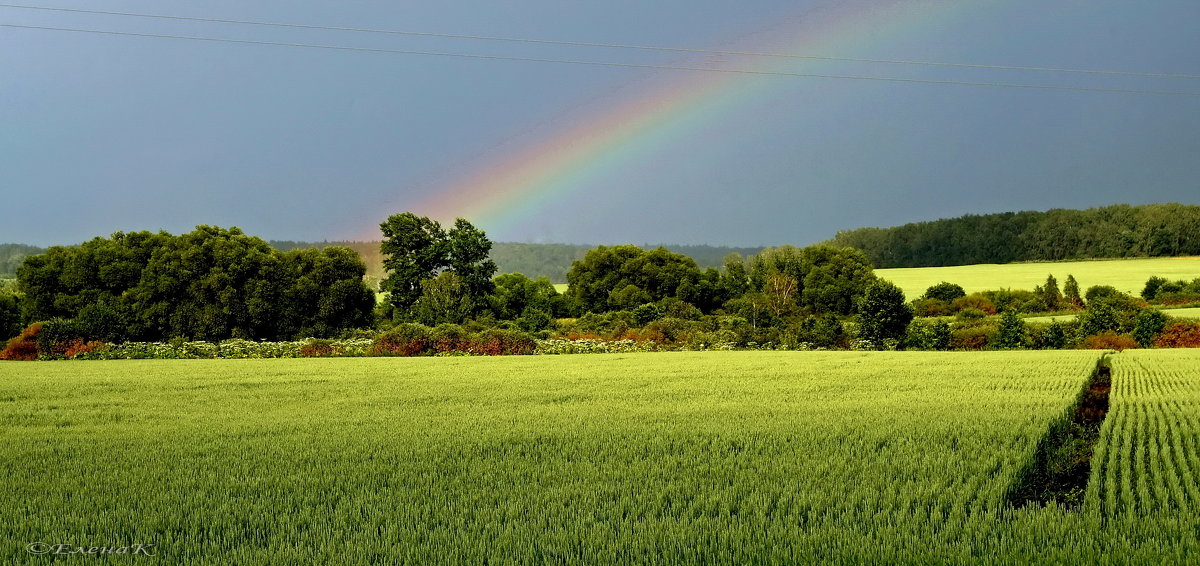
left=1029, top=321, right=1071, bottom=350
left=372, top=323, right=432, bottom=356
left=952, top=294, right=996, bottom=315
left=993, top=310, right=1028, bottom=349
left=911, top=298, right=950, bottom=317
left=1153, top=322, right=1200, bottom=348
left=0, top=322, right=42, bottom=361
left=299, top=338, right=336, bottom=357
left=923, top=282, right=966, bottom=302
left=1080, top=332, right=1138, bottom=351
left=471, top=328, right=536, bottom=355
left=906, top=320, right=952, bottom=351
left=951, top=325, right=994, bottom=350
left=1132, top=310, right=1169, bottom=348
left=35, top=318, right=86, bottom=358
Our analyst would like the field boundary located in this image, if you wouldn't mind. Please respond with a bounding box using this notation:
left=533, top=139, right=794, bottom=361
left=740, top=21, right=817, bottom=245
left=1005, top=354, right=1112, bottom=509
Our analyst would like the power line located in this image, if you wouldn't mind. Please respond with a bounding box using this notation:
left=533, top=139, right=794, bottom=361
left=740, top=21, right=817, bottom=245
left=3, top=2, right=1199, bottom=80
left=5, top=23, right=1200, bottom=97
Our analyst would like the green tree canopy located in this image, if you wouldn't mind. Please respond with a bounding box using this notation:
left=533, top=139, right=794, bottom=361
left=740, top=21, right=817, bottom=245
left=17, top=226, right=374, bottom=341
left=566, top=245, right=702, bottom=314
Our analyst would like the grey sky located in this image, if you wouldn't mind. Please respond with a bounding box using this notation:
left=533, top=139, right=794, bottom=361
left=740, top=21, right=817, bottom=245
left=2, top=1, right=1198, bottom=247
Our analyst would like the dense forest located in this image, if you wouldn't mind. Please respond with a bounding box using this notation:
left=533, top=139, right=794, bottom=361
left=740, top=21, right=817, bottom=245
left=827, top=203, right=1200, bottom=268
left=0, top=244, right=45, bottom=276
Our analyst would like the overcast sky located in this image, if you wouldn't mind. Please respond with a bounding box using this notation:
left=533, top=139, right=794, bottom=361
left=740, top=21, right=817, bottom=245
left=3, top=1, right=1198, bottom=247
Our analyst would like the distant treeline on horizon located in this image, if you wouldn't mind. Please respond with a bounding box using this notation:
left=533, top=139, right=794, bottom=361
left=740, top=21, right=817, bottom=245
left=5, top=202, right=1198, bottom=280
left=827, top=203, right=1200, bottom=269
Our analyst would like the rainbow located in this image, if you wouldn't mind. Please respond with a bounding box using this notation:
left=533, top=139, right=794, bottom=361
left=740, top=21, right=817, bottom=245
left=383, top=1, right=960, bottom=238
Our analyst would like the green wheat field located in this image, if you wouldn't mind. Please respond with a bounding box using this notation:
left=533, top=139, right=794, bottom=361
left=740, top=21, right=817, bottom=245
left=3, top=350, right=1198, bottom=564
left=876, top=256, right=1200, bottom=300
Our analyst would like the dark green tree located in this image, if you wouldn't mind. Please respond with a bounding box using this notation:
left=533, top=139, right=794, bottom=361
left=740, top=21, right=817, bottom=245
left=489, top=273, right=566, bottom=320
left=1141, top=276, right=1168, bottom=301
left=1077, top=301, right=1120, bottom=338
left=0, top=290, right=21, bottom=340
left=380, top=213, right=449, bottom=311
left=566, top=245, right=701, bottom=314
left=994, top=309, right=1028, bottom=349
left=922, top=281, right=966, bottom=302
left=412, top=272, right=475, bottom=326
left=856, top=280, right=913, bottom=348
left=1035, top=274, right=1062, bottom=311
left=1132, top=309, right=1168, bottom=347
left=749, top=245, right=876, bottom=315
left=446, top=218, right=498, bottom=303
left=17, top=226, right=374, bottom=342
left=1063, top=275, right=1083, bottom=309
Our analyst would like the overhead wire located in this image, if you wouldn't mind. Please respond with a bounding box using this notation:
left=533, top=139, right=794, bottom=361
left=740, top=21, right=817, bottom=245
left=2, top=2, right=1199, bottom=80
left=2, top=23, right=1200, bottom=97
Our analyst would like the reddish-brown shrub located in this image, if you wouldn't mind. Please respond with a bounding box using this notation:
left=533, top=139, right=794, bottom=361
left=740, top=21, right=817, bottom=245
left=952, top=294, right=997, bottom=315
left=1153, top=322, right=1200, bottom=348
left=1081, top=332, right=1139, bottom=351
left=911, top=298, right=951, bottom=317
left=299, top=340, right=335, bottom=357
left=470, top=329, right=536, bottom=356
left=950, top=325, right=992, bottom=350
left=370, top=323, right=432, bottom=356
left=564, top=332, right=604, bottom=341
left=63, top=339, right=107, bottom=359
left=1, top=323, right=43, bottom=361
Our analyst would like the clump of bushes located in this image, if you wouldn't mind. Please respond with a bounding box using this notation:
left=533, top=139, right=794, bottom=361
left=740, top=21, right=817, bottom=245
left=0, top=322, right=42, bottom=361
left=369, top=323, right=537, bottom=356
left=1153, top=321, right=1200, bottom=348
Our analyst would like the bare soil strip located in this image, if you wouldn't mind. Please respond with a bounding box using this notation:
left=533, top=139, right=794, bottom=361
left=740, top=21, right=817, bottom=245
left=1005, top=356, right=1111, bottom=509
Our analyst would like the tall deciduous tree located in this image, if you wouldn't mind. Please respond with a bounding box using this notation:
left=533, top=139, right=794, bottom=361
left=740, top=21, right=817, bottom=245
left=380, top=213, right=449, bottom=311
left=446, top=218, right=498, bottom=302
left=379, top=213, right=497, bottom=320
left=857, top=280, right=913, bottom=348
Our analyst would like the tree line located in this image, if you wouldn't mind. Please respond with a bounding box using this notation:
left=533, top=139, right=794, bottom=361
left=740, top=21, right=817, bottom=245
left=827, top=203, right=1200, bottom=268
left=5, top=226, right=374, bottom=344
left=2, top=213, right=907, bottom=351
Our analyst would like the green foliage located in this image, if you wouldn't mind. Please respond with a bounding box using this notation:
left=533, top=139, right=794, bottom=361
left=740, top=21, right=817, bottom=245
left=828, top=203, right=1200, bottom=268
left=0, top=243, right=44, bottom=276
left=922, top=281, right=966, bottom=302
left=1132, top=309, right=1169, bottom=347
left=379, top=213, right=497, bottom=321
left=16, top=227, right=374, bottom=342
left=1084, top=285, right=1123, bottom=304
left=856, top=280, right=914, bottom=347
left=515, top=309, right=552, bottom=333
left=489, top=273, right=567, bottom=320
left=791, top=314, right=846, bottom=349
left=1140, top=276, right=1200, bottom=305
left=566, top=245, right=703, bottom=314
left=906, top=319, right=952, bottom=350
left=0, top=289, right=21, bottom=340
left=982, top=288, right=1039, bottom=314
left=1034, top=274, right=1063, bottom=311
left=994, top=309, right=1029, bottom=349
left=910, top=297, right=950, bottom=317
left=1033, top=321, right=1071, bottom=350
left=1142, top=276, right=1168, bottom=301
left=411, top=272, right=475, bottom=326
left=379, top=213, right=451, bottom=310
left=631, top=303, right=663, bottom=326
left=1063, top=275, right=1083, bottom=308
left=750, top=245, right=876, bottom=315
left=1077, top=301, right=1121, bottom=338
left=446, top=218, right=498, bottom=301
